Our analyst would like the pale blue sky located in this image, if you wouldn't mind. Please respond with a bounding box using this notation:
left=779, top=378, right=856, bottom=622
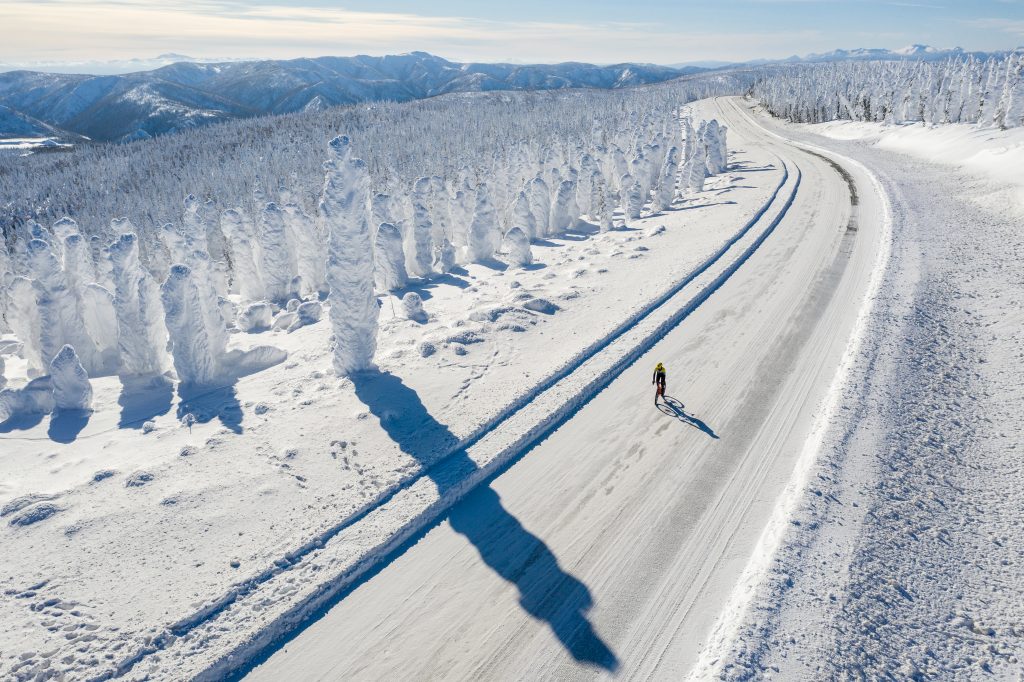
left=2, top=0, right=1022, bottom=67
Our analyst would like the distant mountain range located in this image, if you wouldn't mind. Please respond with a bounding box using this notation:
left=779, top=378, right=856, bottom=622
left=671, top=44, right=1013, bottom=69
left=0, top=52, right=701, bottom=143
left=0, top=53, right=252, bottom=77
left=4, top=46, right=1014, bottom=144
left=798, top=44, right=1006, bottom=63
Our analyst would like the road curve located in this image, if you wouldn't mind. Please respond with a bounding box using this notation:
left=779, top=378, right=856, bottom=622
left=242, top=97, right=886, bottom=681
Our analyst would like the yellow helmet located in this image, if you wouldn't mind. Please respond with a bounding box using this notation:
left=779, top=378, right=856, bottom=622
left=656, top=362, right=664, bottom=370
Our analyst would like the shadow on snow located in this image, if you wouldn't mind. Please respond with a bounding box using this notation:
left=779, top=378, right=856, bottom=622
left=351, top=370, right=618, bottom=671
left=657, top=396, right=719, bottom=439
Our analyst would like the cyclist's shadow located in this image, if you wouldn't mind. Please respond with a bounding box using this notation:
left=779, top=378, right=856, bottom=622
left=657, top=396, right=719, bottom=439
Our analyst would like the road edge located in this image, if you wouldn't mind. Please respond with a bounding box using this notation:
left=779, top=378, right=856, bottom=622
left=685, top=98, right=894, bottom=680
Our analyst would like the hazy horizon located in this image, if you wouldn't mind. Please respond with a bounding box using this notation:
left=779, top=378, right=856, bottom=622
left=2, top=0, right=1021, bottom=73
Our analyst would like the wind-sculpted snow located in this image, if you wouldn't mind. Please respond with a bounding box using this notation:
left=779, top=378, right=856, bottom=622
left=0, top=376, right=54, bottom=424
left=237, top=301, right=273, bottom=333
left=321, top=136, right=379, bottom=376
left=401, top=292, right=428, bottom=323
left=49, top=344, right=93, bottom=412
left=754, top=53, right=1024, bottom=127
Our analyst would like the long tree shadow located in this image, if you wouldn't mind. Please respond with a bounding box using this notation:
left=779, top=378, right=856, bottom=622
left=657, top=396, right=719, bottom=439
left=117, top=375, right=174, bottom=429
left=351, top=370, right=618, bottom=671
left=47, top=409, right=91, bottom=443
left=176, top=383, right=244, bottom=434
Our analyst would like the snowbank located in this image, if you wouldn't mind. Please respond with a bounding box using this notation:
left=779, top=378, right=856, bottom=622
left=799, top=118, right=1024, bottom=207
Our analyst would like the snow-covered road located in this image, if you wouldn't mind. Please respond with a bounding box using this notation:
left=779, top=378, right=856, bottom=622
left=241, top=97, right=888, bottom=681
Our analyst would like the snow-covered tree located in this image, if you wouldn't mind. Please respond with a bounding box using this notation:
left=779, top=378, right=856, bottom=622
left=161, top=264, right=227, bottom=386
left=550, top=179, right=580, bottom=234
left=703, top=120, right=727, bottom=175
left=221, top=208, right=265, bottom=302
left=653, top=146, right=680, bottom=212
left=186, top=249, right=230, bottom=361
left=27, top=239, right=99, bottom=374
left=428, top=175, right=451, bottom=246
left=753, top=55, right=1024, bottom=129
left=49, top=345, right=93, bottom=412
left=466, top=182, right=500, bottom=262
left=510, top=190, right=537, bottom=241
left=62, top=234, right=96, bottom=295
left=181, top=194, right=209, bottom=256
left=284, top=204, right=327, bottom=296
left=80, top=283, right=119, bottom=374
left=528, top=176, right=551, bottom=238
left=502, top=227, right=533, bottom=267
left=450, top=179, right=475, bottom=249
left=158, top=221, right=188, bottom=269
left=373, top=222, right=408, bottom=292
left=680, top=131, right=707, bottom=195
left=7, top=277, right=43, bottom=375
left=51, top=217, right=79, bottom=247
left=258, top=202, right=295, bottom=303
left=371, top=193, right=396, bottom=228
left=619, top=174, right=643, bottom=220
left=406, top=177, right=435, bottom=278
left=320, top=136, right=379, bottom=376
left=433, top=238, right=457, bottom=273
left=108, top=233, right=168, bottom=378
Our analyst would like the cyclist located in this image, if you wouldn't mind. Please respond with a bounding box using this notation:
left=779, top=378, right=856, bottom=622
left=652, top=362, right=667, bottom=405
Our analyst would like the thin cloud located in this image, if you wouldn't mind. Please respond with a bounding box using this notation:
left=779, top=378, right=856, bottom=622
left=0, top=1, right=825, bottom=64
left=886, top=2, right=945, bottom=8
left=964, top=17, right=1024, bottom=37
